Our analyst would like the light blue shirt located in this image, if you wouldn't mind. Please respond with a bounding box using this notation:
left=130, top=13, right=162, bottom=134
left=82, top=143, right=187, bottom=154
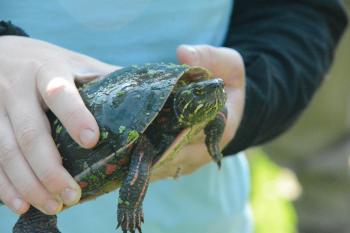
left=0, top=1, right=252, bottom=232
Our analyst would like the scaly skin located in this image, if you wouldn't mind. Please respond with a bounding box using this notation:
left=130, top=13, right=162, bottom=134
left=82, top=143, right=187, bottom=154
left=117, top=136, right=154, bottom=233
left=13, top=207, right=60, bottom=233
left=204, top=107, right=228, bottom=168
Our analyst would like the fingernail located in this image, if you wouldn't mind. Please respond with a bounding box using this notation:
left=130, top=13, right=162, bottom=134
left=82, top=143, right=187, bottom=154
left=60, top=187, right=80, bottom=206
left=79, top=128, right=96, bottom=147
left=44, top=199, right=62, bottom=214
left=183, top=45, right=198, bottom=65
left=13, top=198, right=24, bottom=212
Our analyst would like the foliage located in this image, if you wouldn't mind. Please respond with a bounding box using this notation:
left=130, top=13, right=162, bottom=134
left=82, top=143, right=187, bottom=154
left=248, top=149, right=297, bottom=233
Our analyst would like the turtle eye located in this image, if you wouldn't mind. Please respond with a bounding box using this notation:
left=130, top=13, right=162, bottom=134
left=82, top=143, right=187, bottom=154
left=194, top=88, right=204, bottom=95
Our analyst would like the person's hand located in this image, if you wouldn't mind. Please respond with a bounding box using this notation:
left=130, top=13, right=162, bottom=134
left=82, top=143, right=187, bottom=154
left=151, top=44, right=245, bottom=180
left=0, top=36, right=117, bottom=215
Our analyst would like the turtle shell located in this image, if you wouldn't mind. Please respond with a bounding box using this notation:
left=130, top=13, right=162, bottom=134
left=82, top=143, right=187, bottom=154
left=81, top=63, right=210, bottom=151
left=49, top=63, right=213, bottom=205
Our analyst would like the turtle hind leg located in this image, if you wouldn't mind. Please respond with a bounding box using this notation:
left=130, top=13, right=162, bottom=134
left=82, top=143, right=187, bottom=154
left=204, top=107, right=228, bottom=169
left=13, top=206, right=60, bottom=233
left=117, top=136, right=154, bottom=233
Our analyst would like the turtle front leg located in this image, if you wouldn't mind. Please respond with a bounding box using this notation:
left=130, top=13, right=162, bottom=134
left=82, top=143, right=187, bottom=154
left=13, top=206, right=60, bottom=233
left=204, top=107, right=227, bottom=169
left=117, top=136, right=154, bottom=233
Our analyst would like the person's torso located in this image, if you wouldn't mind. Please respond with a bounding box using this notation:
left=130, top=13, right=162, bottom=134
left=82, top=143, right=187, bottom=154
left=1, top=0, right=232, bottom=65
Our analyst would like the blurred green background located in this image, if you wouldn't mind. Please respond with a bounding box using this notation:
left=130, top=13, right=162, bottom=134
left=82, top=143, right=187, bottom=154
left=250, top=1, right=350, bottom=233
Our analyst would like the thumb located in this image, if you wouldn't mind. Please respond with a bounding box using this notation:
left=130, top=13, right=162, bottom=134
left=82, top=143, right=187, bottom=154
left=176, top=45, right=245, bottom=88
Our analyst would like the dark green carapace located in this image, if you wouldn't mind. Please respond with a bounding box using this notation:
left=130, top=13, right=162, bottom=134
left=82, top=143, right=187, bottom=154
left=11, top=63, right=227, bottom=233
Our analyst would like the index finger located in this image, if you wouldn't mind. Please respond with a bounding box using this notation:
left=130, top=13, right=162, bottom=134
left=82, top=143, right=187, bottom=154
left=36, top=60, right=100, bottom=148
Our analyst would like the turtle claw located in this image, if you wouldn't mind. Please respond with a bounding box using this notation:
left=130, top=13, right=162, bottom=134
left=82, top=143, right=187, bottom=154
left=117, top=207, right=144, bottom=233
left=204, top=108, right=227, bottom=170
left=216, top=159, right=222, bottom=169
left=209, top=150, right=223, bottom=170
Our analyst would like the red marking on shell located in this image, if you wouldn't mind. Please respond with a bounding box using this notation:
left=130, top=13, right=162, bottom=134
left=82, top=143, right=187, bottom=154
left=79, top=181, right=88, bottom=189
left=105, top=164, right=117, bottom=175
left=118, top=157, right=129, bottom=166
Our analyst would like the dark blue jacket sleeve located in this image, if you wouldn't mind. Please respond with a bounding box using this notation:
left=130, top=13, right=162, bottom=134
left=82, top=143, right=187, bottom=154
left=223, top=0, right=348, bottom=155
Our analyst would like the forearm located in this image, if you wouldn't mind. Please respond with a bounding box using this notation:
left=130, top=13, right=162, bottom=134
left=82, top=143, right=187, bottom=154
left=223, top=0, right=348, bottom=155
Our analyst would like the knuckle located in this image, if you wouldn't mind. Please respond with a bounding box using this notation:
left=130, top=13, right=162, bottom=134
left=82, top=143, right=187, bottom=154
left=0, top=141, right=18, bottom=165
left=0, top=75, right=21, bottom=97
left=19, top=181, right=46, bottom=203
left=202, top=45, right=215, bottom=56
left=34, top=58, right=57, bottom=75
left=25, top=59, right=42, bottom=71
left=17, top=126, right=39, bottom=152
left=20, top=183, right=37, bottom=200
left=37, top=166, right=62, bottom=191
left=195, top=45, right=216, bottom=68
left=44, top=79, right=68, bottom=100
left=35, top=57, right=70, bottom=82
left=204, top=45, right=217, bottom=65
left=0, top=61, right=40, bottom=98
left=62, top=106, right=85, bottom=126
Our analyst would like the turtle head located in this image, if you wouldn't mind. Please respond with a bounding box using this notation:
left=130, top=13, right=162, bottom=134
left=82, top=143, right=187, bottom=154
left=174, top=79, right=226, bottom=125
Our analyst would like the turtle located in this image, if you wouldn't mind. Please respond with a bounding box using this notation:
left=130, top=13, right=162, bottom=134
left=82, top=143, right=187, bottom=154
left=8, top=63, right=227, bottom=233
